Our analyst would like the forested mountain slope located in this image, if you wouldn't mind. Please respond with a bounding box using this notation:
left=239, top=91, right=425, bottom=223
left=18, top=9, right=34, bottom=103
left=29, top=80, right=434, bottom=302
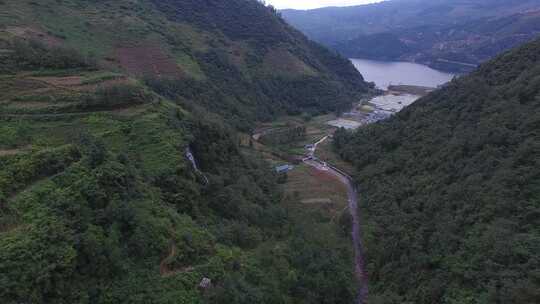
left=334, top=39, right=540, bottom=303
left=282, top=0, right=540, bottom=72
left=0, top=0, right=368, bottom=130
left=0, top=0, right=363, bottom=303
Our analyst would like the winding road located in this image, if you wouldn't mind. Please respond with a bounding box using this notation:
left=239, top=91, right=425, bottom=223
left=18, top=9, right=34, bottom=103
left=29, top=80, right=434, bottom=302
left=303, top=136, right=368, bottom=304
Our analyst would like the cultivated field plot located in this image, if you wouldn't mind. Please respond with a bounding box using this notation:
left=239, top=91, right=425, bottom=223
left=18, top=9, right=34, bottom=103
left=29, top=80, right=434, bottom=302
left=0, top=71, right=136, bottom=114
left=116, top=46, right=184, bottom=78
left=284, top=165, right=349, bottom=220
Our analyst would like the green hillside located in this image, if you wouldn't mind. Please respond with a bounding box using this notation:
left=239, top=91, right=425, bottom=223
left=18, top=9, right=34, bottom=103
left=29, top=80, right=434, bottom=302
left=334, top=39, right=540, bottom=303
left=0, top=0, right=368, bottom=130
left=0, top=0, right=365, bottom=303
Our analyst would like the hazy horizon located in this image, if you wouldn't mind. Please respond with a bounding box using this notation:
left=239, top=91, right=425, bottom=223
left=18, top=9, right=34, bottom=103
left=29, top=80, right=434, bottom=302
left=265, top=0, right=384, bottom=10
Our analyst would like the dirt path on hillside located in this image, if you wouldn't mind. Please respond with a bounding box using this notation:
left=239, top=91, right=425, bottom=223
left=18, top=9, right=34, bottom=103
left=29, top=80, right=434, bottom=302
left=0, top=147, right=28, bottom=156
left=159, top=243, right=194, bottom=277
left=159, top=244, right=177, bottom=276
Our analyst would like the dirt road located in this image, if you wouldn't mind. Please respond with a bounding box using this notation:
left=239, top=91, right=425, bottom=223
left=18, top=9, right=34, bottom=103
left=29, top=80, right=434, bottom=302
left=303, top=138, right=368, bottom=304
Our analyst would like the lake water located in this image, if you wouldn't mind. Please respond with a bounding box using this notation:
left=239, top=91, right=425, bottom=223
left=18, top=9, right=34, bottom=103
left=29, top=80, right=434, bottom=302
left=327, top=58, right=456, bottom=129
left=350, top=58, right=455, bottom=90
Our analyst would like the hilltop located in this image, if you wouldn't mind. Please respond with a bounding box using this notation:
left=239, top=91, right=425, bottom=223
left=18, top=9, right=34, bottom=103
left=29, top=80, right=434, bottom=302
left=333, top=38, right=540, bottom=303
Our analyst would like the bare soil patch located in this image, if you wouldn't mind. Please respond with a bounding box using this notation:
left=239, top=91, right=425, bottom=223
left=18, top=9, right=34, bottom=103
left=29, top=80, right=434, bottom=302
left=4, top=26, right=63, bottom=46
left=77, top=77, right=131, bottom=92
left=31, top=76, right=84, bottom=87
left=301, top=198, right=332, bottom=204
left=116, top=46, right=183, bottom=78
left=0, top=78, right=49, bottom=100
left=159, top=243, right=194, bottom=277
left=0, top=147, right=29, bottom=156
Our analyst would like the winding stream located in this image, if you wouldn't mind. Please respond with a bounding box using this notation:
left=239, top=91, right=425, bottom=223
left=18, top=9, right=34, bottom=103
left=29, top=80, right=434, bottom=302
left=186, top=147, right=209, bottom=185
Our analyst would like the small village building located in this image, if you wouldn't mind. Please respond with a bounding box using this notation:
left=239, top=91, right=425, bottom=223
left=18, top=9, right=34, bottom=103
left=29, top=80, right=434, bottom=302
left=275, top=164, right=294, bottom=174
left=199, top=277, right=212, bottom=290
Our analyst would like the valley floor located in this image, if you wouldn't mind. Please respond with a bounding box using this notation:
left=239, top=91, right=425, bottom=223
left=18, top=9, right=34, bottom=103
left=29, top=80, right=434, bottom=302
left=248, top=110, right=373, bottom=301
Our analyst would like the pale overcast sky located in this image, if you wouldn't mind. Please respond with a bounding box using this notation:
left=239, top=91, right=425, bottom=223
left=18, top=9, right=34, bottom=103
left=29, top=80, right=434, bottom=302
left=266, top=0, right=383, bottom=10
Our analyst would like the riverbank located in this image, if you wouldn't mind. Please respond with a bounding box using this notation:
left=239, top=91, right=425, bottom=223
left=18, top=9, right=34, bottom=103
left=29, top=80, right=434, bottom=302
left=327, top=88, right=424, bottom=130
left=388, top=84, right=434, bottom=96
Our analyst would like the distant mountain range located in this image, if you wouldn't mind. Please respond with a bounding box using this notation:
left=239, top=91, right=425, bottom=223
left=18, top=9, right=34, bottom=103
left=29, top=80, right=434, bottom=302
left=282, top=0, right=540, bottom=72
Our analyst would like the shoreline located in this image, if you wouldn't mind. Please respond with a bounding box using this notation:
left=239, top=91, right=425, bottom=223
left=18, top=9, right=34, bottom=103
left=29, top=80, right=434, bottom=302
left=387, top=84, right=434, bottom=96
left=328, top=85, right=431, bottom=129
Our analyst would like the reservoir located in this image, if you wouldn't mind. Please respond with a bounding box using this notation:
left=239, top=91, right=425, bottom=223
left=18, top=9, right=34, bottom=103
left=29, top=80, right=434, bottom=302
left=328, top=58, right=456, bottom=129
left=350, top=58, right=455, bottom=90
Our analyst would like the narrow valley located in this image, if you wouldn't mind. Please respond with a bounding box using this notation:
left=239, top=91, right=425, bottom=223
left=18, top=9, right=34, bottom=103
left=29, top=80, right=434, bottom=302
left=1, top=0, right=539, bottom=303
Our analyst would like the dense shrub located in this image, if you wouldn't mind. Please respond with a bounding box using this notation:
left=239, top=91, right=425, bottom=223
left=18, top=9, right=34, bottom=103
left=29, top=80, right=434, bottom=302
left=78, top=83, right=152, bottom=110
left=10, top=39, right=95, bottom=70
left=0, top=110, right=358, bottom=303
left=0, top=145, right=81, bottom=199
left=0, top=121, right=30, bottom=149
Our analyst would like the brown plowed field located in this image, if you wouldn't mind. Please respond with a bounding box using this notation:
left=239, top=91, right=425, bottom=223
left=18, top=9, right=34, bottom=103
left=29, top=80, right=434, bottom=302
left=116, top=46, right=183, bottom=78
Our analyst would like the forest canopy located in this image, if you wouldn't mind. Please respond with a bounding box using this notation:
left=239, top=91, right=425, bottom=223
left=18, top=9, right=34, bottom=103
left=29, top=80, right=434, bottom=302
left=334, top=38, right=540, bottom=303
